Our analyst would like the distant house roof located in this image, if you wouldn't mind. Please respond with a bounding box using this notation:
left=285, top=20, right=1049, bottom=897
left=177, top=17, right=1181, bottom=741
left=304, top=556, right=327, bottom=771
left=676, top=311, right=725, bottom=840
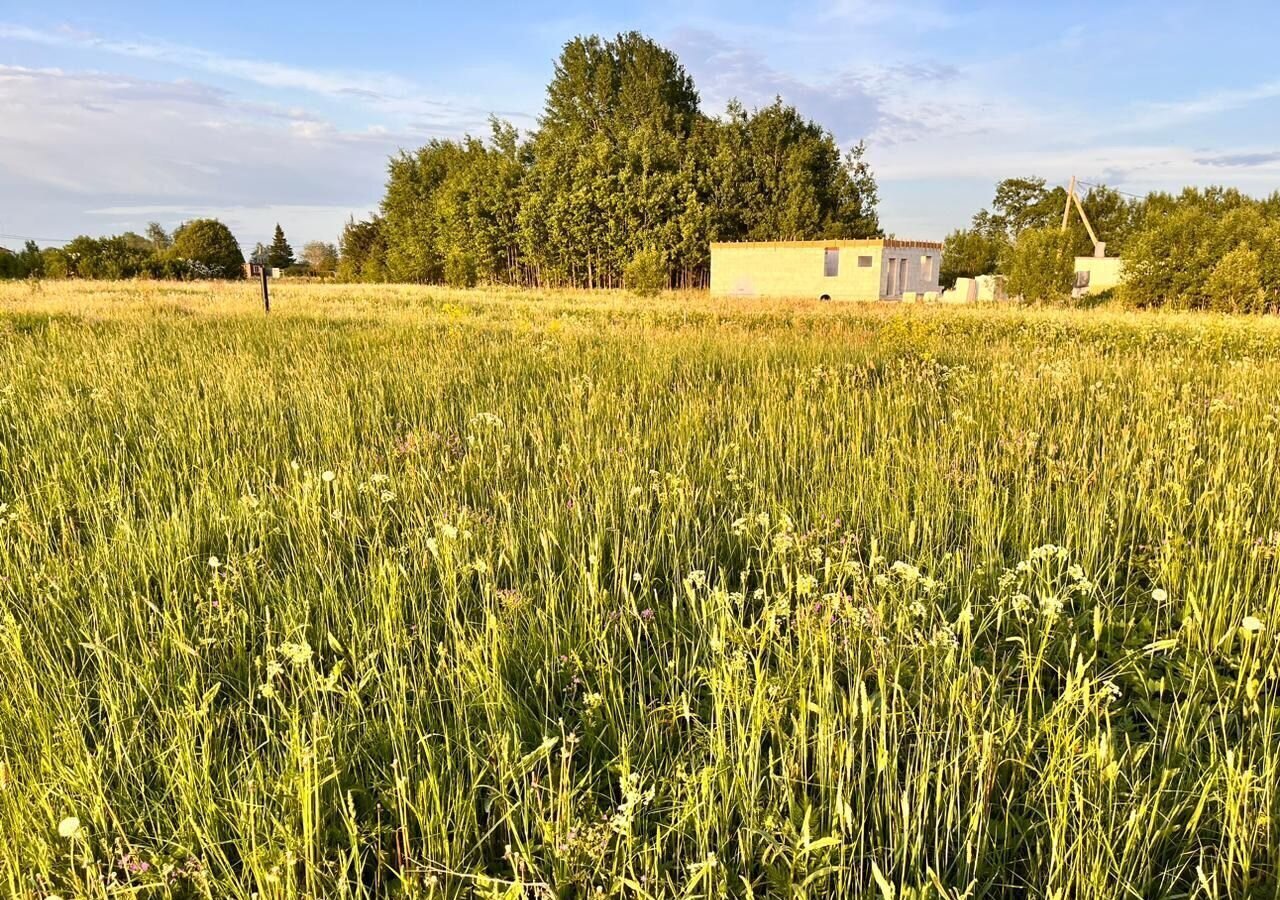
left=0, top=246, right=14, bottom=256
left=711, top=238, right=943, bottom=251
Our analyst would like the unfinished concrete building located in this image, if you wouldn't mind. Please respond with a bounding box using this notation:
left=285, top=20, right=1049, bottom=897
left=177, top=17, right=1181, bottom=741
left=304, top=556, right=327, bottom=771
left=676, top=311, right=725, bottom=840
left=710, top=239, right=943, bottom=302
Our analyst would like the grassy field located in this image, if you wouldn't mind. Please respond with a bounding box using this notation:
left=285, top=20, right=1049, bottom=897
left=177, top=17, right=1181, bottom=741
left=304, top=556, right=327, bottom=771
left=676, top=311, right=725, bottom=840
left=0, top=280, right=1277, bottom=899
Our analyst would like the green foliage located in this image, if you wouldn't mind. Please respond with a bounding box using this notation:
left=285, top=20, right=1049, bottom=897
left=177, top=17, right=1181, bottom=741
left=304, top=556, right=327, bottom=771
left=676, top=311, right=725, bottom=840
left=940, top=227, right=1004, bottom=287
left=989, top=176, right=1067, bottom=238
left=1002, top=226, right=1075, bottom=302
left=44, top=234, right=154, bottom=279
left=961, top=180, right=1280, bottom=311
left=2, top=281, right=1280, bottom=897
left=443, top=250, right=478, bottom=288
left=144, top=222, right=172, bottom=252
left=624, top=248, right=667, bottom=296
left=971, top=178, right=1141, bottom=258
left=375, top=33, right=880, bottom=289
left=0, top=241, right=44, bottom=280
left=41, top=248, right=69, bottom=279
left=172, top=219, right=245, bottom=278
left=267, top=223, right=295, bottom=269
left=1120, top=189, right=1280, bottom=310
left=1205, top=245, right=1264, bottom=312
left=337, top=217, right=388, bottom=283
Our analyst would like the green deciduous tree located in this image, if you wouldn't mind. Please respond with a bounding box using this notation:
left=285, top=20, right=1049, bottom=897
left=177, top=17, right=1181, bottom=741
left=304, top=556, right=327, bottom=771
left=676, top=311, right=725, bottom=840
left=941, top=228, right=1004, bottom=288
left=372, top=32, right=881, bottom=290
left=1003, top=226, right=1075, bottom=303
left=145, top=222, right=172, bottom=252
left=1119, top=193, right=1280, bottom=310
left=337, top=217, right=388, bottom=283
left=172, top=219, right=245, bottom=278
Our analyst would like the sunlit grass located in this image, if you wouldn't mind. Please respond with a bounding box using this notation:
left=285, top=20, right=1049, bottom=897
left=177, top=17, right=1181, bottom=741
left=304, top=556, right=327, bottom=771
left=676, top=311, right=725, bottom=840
left=0, top=280, right=1277, bottom=898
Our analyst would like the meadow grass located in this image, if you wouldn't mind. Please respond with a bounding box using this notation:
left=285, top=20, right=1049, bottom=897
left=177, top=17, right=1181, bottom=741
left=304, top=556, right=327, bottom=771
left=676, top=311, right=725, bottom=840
left=0, top=280, right=1277, bottom=898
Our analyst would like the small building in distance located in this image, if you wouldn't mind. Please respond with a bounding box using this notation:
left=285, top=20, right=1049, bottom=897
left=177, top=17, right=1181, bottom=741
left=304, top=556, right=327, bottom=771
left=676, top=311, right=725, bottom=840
left=243, top=263, right=282, bottom=279
left=710, top=239, right=942, bottom=302
left=1073, top=249, right=1123, bottom=298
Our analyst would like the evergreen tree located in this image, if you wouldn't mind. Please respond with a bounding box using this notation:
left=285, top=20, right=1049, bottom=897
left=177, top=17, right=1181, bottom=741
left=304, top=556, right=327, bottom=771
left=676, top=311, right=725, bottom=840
left=267, top=224, right=295, bottom=269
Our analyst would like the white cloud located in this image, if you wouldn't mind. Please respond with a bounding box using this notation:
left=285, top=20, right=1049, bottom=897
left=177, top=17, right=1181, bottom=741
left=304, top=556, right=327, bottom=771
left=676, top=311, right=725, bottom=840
left=0, top=22, right=526, bottom=132
left=1126, top=80, right=1280, bottom=132
left=0, top=65, right=397, bottom=246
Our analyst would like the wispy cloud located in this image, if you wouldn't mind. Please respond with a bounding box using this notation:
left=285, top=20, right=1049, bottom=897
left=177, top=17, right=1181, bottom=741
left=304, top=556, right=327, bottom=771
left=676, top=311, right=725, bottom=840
left=0, top=22, right=525, bottom=132
left=1194, top=150, right=1280, bottom=168
left=0, top=65, right=398, bottom=244
left=1129, top=79, right=1280, bottom=131
left=669, top=27, right=1042, bottom=149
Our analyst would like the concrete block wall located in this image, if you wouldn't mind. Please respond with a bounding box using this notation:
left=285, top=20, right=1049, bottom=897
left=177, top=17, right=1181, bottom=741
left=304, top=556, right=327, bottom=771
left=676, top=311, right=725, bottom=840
left=710, top=239, right=942, bottom=301
left=880, top=246, right=942, bottom=299
left=1074, top=257, right=1124, bottom=294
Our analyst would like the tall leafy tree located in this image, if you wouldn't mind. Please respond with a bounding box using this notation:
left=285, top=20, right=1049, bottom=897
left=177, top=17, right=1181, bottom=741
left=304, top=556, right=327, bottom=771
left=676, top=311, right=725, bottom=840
left=941, top=227, right=1004, bottom=287
left=366, top=31, right=884, bottom=289
left=337, top=217, right=388, bottom=283
left=145, top=222, right=172, bottom=252
left=520, top=32, right=700, bottom=287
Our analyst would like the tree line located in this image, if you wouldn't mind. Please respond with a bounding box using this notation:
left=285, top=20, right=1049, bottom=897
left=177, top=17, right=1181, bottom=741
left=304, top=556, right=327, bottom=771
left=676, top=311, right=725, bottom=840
left=942, top=177, right=1280, bottom=311
left=0, top=220, right=242, bottom=280
left=0, top=219, right=339, bottom=281
left=3, top=32, right=879, bottom=291
left=339, top=32, right=881, bottom=289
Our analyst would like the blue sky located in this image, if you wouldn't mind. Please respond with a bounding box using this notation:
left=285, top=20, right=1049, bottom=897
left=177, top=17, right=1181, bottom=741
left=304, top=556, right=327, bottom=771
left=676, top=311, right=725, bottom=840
left=4, top=1, right=1280, bottom=251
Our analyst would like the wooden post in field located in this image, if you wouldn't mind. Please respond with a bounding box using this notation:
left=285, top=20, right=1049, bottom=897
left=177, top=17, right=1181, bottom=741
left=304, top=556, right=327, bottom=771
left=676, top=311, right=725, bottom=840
left=260, top=265, right=270, bottom=313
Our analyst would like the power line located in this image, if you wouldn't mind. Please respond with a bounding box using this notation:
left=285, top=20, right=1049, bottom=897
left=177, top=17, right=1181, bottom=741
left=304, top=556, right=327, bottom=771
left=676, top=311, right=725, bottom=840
left=0, top=232, right=74, bottom=245
left=1072, top=181, right=1147, bottom=201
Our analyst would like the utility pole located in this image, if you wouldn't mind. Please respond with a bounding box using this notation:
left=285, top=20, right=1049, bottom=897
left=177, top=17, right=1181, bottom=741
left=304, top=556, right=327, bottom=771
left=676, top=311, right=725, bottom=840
left=1061, top=175, right=1104, bottom=257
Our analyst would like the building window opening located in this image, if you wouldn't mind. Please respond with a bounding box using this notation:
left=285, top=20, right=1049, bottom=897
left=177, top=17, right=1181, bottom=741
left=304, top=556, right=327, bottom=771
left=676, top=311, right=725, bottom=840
left=824, top=248, right=839, bottom=277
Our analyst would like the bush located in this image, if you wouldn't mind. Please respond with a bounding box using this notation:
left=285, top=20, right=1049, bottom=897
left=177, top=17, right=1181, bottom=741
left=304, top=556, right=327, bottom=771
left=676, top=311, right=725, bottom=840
left=41, top=249, right=70, bottom=279
left=624, top=249, right=667, bottom=297
left=444, top=251, right=478, bottom=288
left=1205, top=245, right=1264, bottom=313
left=1118, top=192, right=1280, bottom=310
left=1002, top=227, right=1075, bottom=303
left=172, top=219, right=245, bottom=279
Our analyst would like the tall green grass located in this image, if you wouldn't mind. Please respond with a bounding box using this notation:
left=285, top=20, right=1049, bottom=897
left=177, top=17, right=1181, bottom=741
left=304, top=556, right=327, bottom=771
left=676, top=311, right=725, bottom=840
left=0, top=281, right=1277, bottom=898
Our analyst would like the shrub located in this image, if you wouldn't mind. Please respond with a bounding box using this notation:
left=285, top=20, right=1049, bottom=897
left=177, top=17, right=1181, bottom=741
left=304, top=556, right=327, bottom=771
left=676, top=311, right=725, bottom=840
left=41, top=249, right=70, bottom=279
left=1002, top=226, right=1075, bottom=303
left=444, top=251, right=478, bottom=288
left=1205, top=245, right=1264, bottom=313
left=624, top=249, right=667, bottom=297
left=171, top=219, right=245, bottom=278
left=1119, top=194, right=1280, bottom=310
